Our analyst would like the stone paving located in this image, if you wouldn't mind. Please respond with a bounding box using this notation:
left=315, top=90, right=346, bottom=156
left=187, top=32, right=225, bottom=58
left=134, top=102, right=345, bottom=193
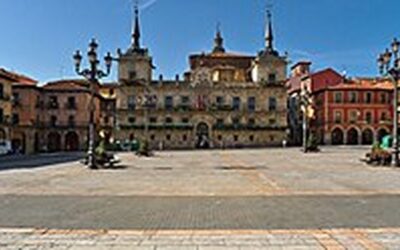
left=1, top=147, right=400, bottom=197
left=1, top=228, right=400, bottom=249
left=2, top=147, right=400, bottom=249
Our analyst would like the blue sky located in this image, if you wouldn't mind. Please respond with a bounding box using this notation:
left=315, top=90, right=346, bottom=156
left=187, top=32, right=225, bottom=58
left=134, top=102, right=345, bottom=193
left=0, top=0, right=399, bottom=83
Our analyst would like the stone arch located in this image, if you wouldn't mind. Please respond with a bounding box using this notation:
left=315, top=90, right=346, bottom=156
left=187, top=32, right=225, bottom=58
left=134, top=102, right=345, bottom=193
left=362, top=128, right=374, bottom=145
left=0, top=128, right=6, bottom=140
left=12, top=132, right=26, bottom=154
left=48, top=132, right=61, bottom=152
left=331, top=127, right=344, bottom=145
left=65, top=131, right=80, bottom=151
left=34, top=132, right=40, bottom=153
left=347, top=127, right=359, bottom=145
left=377, top=128, right=390, bottom=143
left=196, top=122, right=210, bottom=149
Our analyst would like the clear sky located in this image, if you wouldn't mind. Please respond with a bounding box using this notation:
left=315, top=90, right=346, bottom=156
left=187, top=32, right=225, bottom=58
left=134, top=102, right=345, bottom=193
left=0, top=0, right=399, bottom=83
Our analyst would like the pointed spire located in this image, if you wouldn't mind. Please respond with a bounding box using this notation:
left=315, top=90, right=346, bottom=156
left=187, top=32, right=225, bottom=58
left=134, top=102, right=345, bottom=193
left=265, top=9, right=274, bottom=51
left=212, top=22, right=225, bottom=53
left=132, top=0, right=141, bottom=50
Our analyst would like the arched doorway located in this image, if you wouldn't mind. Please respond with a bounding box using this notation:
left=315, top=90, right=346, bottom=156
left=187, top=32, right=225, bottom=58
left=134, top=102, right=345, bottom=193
left=0, top=128, right=6, bottom=141
left=12, top=132, right=25, bottom=154
left=331, top=128, right=344, bottom=145
left=377, top=128, right=389, bottom=143
left=65, top=132, right=79, bottom=151
left=34, top=133, right=40, bottom=153
left=347, top=128, right=359, bottom=145
left=196, top=122, right=210, bottom=149
left=48, top=132, right=61, bottom=152
left=362, top=129, right=374, bottom=145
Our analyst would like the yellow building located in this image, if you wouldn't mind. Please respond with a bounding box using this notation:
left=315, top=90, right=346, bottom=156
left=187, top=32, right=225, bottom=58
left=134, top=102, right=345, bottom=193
left=115, top=8, right=288, bottom=150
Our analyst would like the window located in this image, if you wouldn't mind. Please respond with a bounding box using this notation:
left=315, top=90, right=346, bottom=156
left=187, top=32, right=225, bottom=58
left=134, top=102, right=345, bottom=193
left=234, top=135, right=239, bottom=142
left=49, top=96, right=59, bottom=109
left=50, top=115, right=57, bottom=126
left=13, top=93, right=20, bottom=106
left=248, top=118, right=255, bottom=126
left=334, top=111, right=342, bottom=124
left=349, top=92, right=358, bottom=103
left=165, top=96, right=174, bottom=110
left=129, top=71, right=137, bottom=80
left=232, top=117, right=240, bottom=126
left=182, top=117, right=190, bottom=124
left=0, top=108, right=3, bottom=123
left=104, top=116, right=109, bottom=124
left=249, top=135, right=254, bottom=142
left=216, top=118, right=224, bottom=127
left=381, top=112, right=388, bottom=121
left=268, top=97, right=277, bottom=111
left=128, top=117, right=136, bottom=124
left=181, top=96, right=189, bottom=104
left=12, top=114, right=19, bottom=125
left=68, top=116, right=75, bottom=127
left=149, top=117, right=157, bottom=123
left=248, top=97, right=256, bottom=112
left=127, top=96, right=136, bottom=110
left=349, top=110, right=358, bottom=123
left=165, top=117, right=173, bottom=124
left=269, top=118, right=276, bottom=125
left=0, top=84, right=3, bottom=99
left=216, top=96, right=224, bottom=107
left=182, top=135, right=187, bottom=141
left=268, top=73, right=276, bottom=83
left=166, top=134, right=171, bottom=141
left=365, top=112, right=373, bottom=124
left=380, top=93, right=388, bottom=104
left=334, top=92, right=343, bottom=103
left=150, top=134, right=156, bottom=141
left=365, top=92, right=372, bottom=104
left=67, top=97, right=76, bottom=109
left=232, top=97, right=241, bottom=111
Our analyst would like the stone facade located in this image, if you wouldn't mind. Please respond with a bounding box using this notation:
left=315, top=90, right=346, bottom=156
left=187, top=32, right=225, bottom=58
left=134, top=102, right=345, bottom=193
left=115, top=8, right=288, bottom=150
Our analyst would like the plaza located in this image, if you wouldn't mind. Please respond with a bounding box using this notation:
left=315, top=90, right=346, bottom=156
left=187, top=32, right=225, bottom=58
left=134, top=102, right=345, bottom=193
left=1, top=147, right=400, bottom=249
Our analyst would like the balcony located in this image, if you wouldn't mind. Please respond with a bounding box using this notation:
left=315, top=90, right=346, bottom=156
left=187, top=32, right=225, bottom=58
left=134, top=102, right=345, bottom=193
left=35, top=121, right=88, bottom=129
left=212, top=123, right=286, bottom=131
left=120, top=123, right=194, bottom=130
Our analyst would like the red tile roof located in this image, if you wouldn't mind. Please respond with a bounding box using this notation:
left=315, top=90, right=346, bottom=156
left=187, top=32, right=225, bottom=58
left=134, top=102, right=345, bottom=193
left=0, top=68, right=37, bottom=85
left=328, top=78, right=394, bottom=91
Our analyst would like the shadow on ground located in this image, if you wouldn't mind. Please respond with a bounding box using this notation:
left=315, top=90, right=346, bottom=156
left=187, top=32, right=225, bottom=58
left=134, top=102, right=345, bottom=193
left=0, top=152, right=85, bottom=171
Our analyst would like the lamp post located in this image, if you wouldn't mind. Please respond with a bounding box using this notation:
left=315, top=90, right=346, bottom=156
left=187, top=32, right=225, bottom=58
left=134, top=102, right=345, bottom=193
left=378, top=38, right=400, bottom=167
left=301, top=87, right=312, bottom=152
left=73, top=38, right=113, bottom=169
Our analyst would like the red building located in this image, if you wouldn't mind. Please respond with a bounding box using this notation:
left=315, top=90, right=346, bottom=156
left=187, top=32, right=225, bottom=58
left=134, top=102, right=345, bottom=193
left=288, top=62, right=393, bottom=146
left=314, top=78, right=393, bottom=145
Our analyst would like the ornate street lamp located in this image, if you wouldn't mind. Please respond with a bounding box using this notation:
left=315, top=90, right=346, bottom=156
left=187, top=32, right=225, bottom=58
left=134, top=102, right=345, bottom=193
left=378, top=38, right=400, bottom=166
left=73, top=38, right=114, bottom=169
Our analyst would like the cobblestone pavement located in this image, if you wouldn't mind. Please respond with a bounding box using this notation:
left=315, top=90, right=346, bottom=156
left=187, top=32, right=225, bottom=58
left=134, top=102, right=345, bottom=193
left=1, top=228, right=400, bottom=249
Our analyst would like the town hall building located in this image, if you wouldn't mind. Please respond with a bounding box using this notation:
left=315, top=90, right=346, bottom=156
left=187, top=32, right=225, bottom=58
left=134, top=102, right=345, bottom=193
left=115, top=7, right=289, bottom=149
